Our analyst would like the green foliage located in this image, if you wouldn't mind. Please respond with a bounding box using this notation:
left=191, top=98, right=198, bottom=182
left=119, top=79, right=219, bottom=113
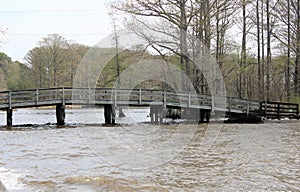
left=0, top=52, right=11, bottom=62
left=0, top=52, right=33, bottom=91
left=0, top=31, right=299, bottom=105
left=7, top=61, right=34, bottom=90
left=26, top=34, right=89, bottom=88
left=97, top=49, right=152, bottom=88
left=0, top=52, right=10, bottom=90
left=290, top=96, right=300, bottom=104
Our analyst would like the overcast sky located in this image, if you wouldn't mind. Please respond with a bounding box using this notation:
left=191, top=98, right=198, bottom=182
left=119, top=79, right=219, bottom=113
left=0, top=0, right=113, bottom=62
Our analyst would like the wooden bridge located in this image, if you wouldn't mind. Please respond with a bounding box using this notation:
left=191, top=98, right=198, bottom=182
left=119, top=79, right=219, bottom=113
left=0, top=87, right=299, bottom=126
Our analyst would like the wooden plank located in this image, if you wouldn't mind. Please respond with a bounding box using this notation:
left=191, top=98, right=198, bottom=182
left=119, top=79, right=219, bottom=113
left=0, top=87, right=298, bottom=120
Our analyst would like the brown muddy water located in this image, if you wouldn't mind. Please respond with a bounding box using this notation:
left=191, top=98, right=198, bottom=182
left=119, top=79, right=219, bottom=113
left=0, top=108, right=299, bottom=191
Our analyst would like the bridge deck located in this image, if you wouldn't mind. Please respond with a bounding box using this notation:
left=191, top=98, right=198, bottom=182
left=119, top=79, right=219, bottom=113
left=0, top=87, right=299, bottom=119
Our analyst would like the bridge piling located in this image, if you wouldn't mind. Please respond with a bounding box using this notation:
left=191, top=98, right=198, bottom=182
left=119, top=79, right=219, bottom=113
left=199, top=109, right=211, bottom=123
left=150, top=105, right=164, bottom=124
left=104, top=104, right=115, bottom=125
left=56, top=104, right=65, bottom=126
left=6, top=90, right=13, bottom=127
left=6, top=108, right=12, bottom=127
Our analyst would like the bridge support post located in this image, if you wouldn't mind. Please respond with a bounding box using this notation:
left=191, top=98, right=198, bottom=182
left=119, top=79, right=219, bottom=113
left=205, top=111, right=211, bottom=122
left=7, top=108, right=13, bottom=127
left=192, top=108, right=200, bottom=122
left=104, top=104, right=115, bottom=125
left=199, top=109, right=211, bottom=123
left=56, top=104, right=65, bottom=126
left=150, top=105, right=164, bottom=124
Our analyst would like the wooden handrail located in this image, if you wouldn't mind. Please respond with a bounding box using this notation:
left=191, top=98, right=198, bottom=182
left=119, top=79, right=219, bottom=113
left=0, top=87, right=298, bottom=118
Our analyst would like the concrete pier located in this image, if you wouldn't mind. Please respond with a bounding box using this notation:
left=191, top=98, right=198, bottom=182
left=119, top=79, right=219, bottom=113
left=6, top=108, right=12, bottom=127
left=150, top=105, right=164, bottom=124
left=199, top=109, right=211, bottom=123
left=56, top=104, right=65, bottom=125
left=104, top=104, right=115, bottom=125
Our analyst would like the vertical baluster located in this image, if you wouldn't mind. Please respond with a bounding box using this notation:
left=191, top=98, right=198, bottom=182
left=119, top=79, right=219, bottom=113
left=8, top=91, right=11, bottom=110
left=139, top=89, right=142, bottom=105
left=62, top=87, right=65, bottom=105
left=164, top=90, right=166, bottom=107
left=36, top=89, right=39, bottom=105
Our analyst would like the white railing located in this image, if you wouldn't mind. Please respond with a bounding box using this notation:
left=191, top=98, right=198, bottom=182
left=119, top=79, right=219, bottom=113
left=0, top=87, right=269, bottom=115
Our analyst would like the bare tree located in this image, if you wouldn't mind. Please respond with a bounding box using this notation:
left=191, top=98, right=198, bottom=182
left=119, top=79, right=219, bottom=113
left=112, top=0, right=200, bottom=91
left=239, top=0, right=248, bottom=98
left=110, top=13, right=126, bottom=117
left=287, top=0, right=291, bottom=101
left=111, top=0, right=300, bottom=102
left=40, top=34, right=69, bottom=87
left=214, top=0, right=239, bottom=68
left=26, top=34, right=88, bottom=88
left=256, top=0, right=262, bottom=100
left=25, top=47, right=48, bottom=88
left=261, top=0, right=265, bottom=100
left=295, top=0, right=300, bottom=97
left=273, top=0, right=300, bottom=99
left=266, top=0, right=271, bottom=101
left=65, top=43, right=89, bottom=87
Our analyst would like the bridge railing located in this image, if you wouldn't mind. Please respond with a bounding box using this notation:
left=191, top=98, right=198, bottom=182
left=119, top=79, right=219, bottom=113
left=260, top=101, right=299, bottom=118
left=71, top=88, right=94, bottom=103
left=0, top=87, right=259, bottom=113
left=227, top=97, right=261, bottom=114
left=11, top=90, right=36, bottom=105
left=1, top=88, right=298, bottom=118
left=0, top=91, right=9, bottom=108
left=1, top=88, right=66, bottom=108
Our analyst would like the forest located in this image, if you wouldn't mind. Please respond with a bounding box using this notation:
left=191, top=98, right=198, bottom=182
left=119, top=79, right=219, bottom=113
left=0, top=0, right=300, bottom=103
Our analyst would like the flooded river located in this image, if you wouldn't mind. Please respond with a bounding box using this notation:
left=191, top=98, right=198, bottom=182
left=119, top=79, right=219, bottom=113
left=0, top=108, right=299, bottom=191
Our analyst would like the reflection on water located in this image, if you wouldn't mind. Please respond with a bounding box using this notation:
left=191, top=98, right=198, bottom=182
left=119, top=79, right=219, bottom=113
left=0, top=108, right=299, bottom=191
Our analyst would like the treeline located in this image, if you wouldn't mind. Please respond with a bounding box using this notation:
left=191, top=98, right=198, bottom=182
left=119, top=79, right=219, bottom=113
left=111, top=0, right=300, bottom=102
left=1, top=0, right=300, bottom=104
left=0, top=35, right=89, bottom=90
left=0, top=34, right=159, bottom=91
left=25, top=34, right=89, bottom=88
left=0, top=52, right=32, bottom=90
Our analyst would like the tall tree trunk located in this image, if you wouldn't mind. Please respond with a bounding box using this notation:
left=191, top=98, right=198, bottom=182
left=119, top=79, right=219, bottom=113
left=216, top=0, right=220, bottom=66
left=112, top=15, right=126, bottom=117
left=286, top=0, right=291, bottom=101
left=295, top=0, right=300, bottom=97
left=266, top=0, right=271, bottom=101
left=261, top=0, right=265, bottom=100
left=180, top=0, right=189, bottom=91
left=257, top=0, right=262, bottom=100
left=240, top=0, right=247, bottom=98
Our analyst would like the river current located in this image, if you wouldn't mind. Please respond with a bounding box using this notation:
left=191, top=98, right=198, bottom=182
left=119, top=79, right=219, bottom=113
left=0, top=108, right=299, bottom=191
